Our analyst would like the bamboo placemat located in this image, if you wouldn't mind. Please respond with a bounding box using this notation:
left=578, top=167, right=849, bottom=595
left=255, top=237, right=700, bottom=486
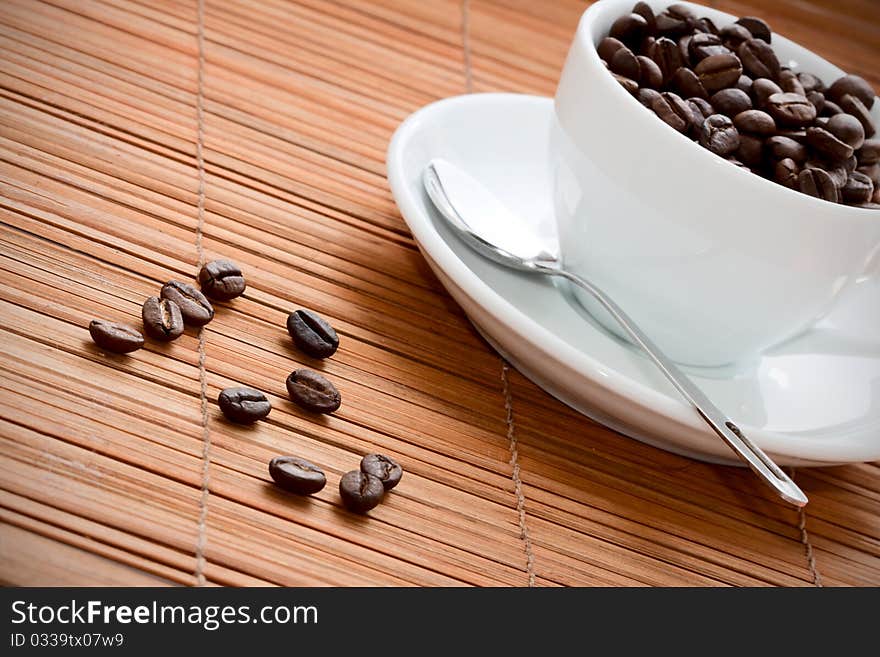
left=0, top=0, right=877, bottom=587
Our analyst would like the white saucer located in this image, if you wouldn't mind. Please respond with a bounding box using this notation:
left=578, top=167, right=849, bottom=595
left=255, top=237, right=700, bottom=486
left=387, top=93, right=880, bottom=467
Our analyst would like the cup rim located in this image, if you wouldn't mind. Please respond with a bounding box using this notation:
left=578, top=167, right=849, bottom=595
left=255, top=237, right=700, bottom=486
left=572, top=0, right=879, bottom=217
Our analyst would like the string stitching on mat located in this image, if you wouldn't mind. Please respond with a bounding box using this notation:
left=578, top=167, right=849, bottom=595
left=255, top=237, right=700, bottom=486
left=791, top=468, right=823, bottom=586
left=501, top=362, right=537, bottom=587
left=194, top=0, right=211, bottom=587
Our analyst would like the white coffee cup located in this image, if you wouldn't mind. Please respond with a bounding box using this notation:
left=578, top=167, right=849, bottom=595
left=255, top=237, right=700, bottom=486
left=551, top=0, right=880, bottom=366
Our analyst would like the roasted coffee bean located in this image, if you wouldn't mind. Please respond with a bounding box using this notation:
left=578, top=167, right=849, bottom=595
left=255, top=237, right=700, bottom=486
left=726, top=157, right=750, bottom=171
left=141, top=296, right=184, bottom=342
left=160, top=281, right=214, bottom=326
left=654, top=11, right=690, bottom=39
left=738, top=39, right=780, bottom=81
left=360, top=454, right=403, bottom=491
left=734, top=109, right=776, bottom=135
left=710, top=88, right=752, bottom=117
left=751, top=78, right=783, bottom=107
left=820, top=99, right=843, bottom=117
left=778, top=69, right=805, bottom=96
left=766, top=136, right=807, bottom=162
left=798, top=72, right=824, bottom=94
left=842, top=172, right=874, bottom=204
left=736, top=134, right=764, bottom=167
left=735, top=16, right=771, bottom=43
left=805, top=161, right=848, bottom=189
left=198, top=259, right=246, bottom=301
left=651, top=37, right=683, bottom=84
left=218, top=387, right=271, bottom=423
left=89, top=320, right=144, bottom=353
left=699, top=114, right=740, bottom=155
left=806, top=126, right=855, bottom=162
left=609, top=12, right=647, bottom=45
left=844, top=154, right=858, bottom=173
left=610, top=45, right=640, bottom=80
left=597, top=36, right=626, bottom=63
left=641, top=35, right=657, bottom=55
left=652, top=92, right=694, bottom=133
left=677, top=35, right=691, bottom=64
left=839, top=94, right=876, bottom=138
left=671, top=67, right=707, bottom=99
left=613, top=73, right=639, bottom=96
left=720, top=23, right=751, bottom=50
left=287, top=308, right=339, bottom=358
left=632, top=2, right=656, bottom=34
left=667, top=3, right=697, bottom=22
left=766, top=92, right=817, bottom=127
left=339, top=470, right=384, bottom=513
left=688, top=32, right=726, bottom=63
left=286, top=369, right=341, bottom=414
left=695, top=17, right=719, bottom=35
left=638, top=87, right=662, bottom=108
left=827, top=74, right=875, bottom=110
left=637, top=55, right=662, bottom=89
left=798, top=168, right=839, bottom=202
left=687, top=96, right=714, bottom=120
left=827, top=113, right=865, bottom=150
left=777, top=128, right=807, bottom=141
left=774, top=158, right=799, bottom=188
left=694, top=53, right=742, bottom=93
left=860, top=163, right=880, bottom=186
left=735, top=74, right=753, bottom=94
left=806, top=90, right=825, bottom=113
left=858, top=139, right=880, bottom=165
left=269, top=456, right=326, bottom=495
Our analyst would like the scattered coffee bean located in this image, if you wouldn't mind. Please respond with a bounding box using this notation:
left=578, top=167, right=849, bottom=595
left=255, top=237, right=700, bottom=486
left=694, top=53, right=742, bottom=93
left=734, top=109, right=776, bottom=135
left=688, top=96, right=714, bottom=120
left=638, top=87, right=662, bottom=108
left=738, top=38, right=780, bottom=80
left=798, top=168, right=839, bottom=202
left=735, top=74, right=753, bottom=94
left=339, top=470, right=384, bottom=513
left=805, top=126, right=854, bottom=162
left=821, top=99, right=843, bottom=117
left=89, top=320, right=144, bottom=353
left=287, top=309, right=339, bottom=358
left=700, top=114, right=740, bottom=155
left=696, top=17, right=718, bottom=35
left=218, top=387, right=271, bottom=423
left=827, top=74, right=875, bottom=110
left=198, top=259, right=246, bottom=301
left=842, top=171, right=874, bottom=204
left=735, top=16, right=771, bottom=43
left=710, top=87, right=751, bottom=116
left=806, top=90, right=825, bottom=113
left=286, top=369, right=341, bottom=414
left=360, top=454, right=403, bottom=491
left=269, top=456, right=326, bottom=495
left=736, top=133, right=764, bottom=167
left=720, top=23, right=751, bottom=50
left=141, top=296, right=184, bottom=342
left=632, top=2, right=656, bottom=32
left=688, top=32, right=727, bottom=63
left=160, top=281, right=214, bottom=326
left=826, top=113, right=865, bottom=150
left=798, top=72, right=824, bottom=93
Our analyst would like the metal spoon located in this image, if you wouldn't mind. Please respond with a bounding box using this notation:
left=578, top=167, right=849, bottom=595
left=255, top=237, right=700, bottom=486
left=423, top=158, right=807, bottom=507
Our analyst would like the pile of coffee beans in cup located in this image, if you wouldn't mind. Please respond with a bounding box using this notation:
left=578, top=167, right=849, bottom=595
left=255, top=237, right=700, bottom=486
left=600, top=2, right=879, bottom=207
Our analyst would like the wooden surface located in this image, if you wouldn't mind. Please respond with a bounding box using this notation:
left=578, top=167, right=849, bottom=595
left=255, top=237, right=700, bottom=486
left=0, top=0, right=878, bottom=587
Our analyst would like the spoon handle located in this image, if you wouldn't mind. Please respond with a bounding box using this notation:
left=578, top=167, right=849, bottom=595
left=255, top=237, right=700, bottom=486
left=549, top=267, right=808, bottom=507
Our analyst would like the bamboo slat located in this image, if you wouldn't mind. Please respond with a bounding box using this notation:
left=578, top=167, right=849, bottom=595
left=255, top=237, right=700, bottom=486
left=0, top=0, right=877, bottom=587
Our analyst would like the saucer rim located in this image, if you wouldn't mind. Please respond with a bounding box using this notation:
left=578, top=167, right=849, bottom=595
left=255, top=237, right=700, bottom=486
left=387, top=91, right=880, bottom=465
